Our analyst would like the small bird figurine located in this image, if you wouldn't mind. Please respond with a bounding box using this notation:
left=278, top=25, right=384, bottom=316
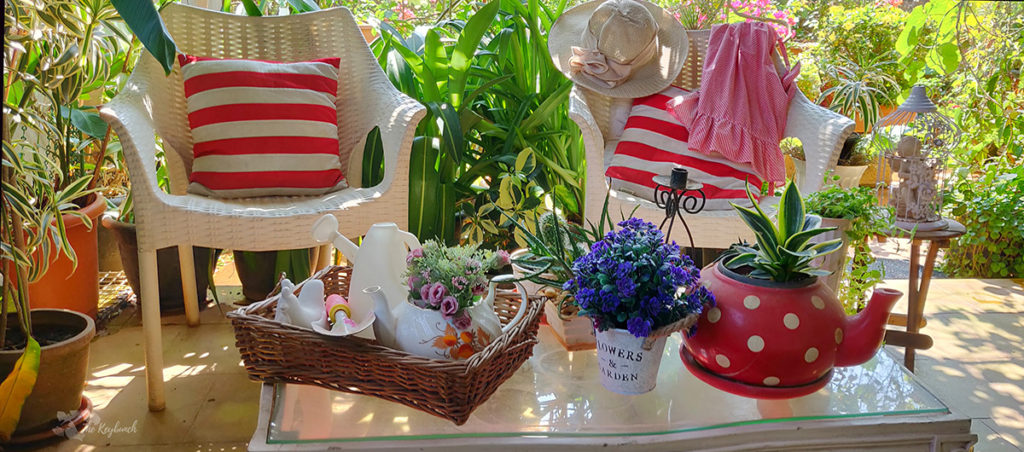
left=274, top=278, right=326, bottom=328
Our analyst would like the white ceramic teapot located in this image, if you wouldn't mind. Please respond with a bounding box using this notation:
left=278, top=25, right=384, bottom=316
left=365, top=274, right=529, bottom=360
left=311, top=215, right=420, bottom=323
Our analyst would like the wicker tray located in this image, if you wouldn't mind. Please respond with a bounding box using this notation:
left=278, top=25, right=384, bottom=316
left=227, top=265, right=543, bottom=425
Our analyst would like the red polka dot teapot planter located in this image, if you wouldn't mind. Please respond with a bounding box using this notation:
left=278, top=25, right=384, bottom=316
left=680, top=180, right=902, bottom=399
left=682, top=263, right=902, bottom=399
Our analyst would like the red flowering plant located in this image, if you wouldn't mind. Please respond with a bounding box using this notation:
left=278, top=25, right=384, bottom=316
left=404, top=240, right=510, bottom=330
left=563, top=218, right=714, bottom=338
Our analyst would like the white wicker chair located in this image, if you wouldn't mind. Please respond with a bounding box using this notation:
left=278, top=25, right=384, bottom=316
left=572, top=30, right=854, bottom=248
left=100, top=4, right=425, bottom=411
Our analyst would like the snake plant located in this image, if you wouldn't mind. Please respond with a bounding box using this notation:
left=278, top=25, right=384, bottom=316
left=724, top=181, right=844, bottom=283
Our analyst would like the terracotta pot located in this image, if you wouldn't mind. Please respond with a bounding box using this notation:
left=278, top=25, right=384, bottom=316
left=27, top=194, right=105, bottom=319
left=0, top=309, right=94, bottom=438
left=358, top=24, right=375, bottom=44
left=101, top=215, right=217, bottom=313
left=681, top=262, right=901, bottom=399
left=854, top=104, right=896, bottom=133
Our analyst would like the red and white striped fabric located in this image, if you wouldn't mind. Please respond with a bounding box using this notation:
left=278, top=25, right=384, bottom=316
left=605, top=85, right=763, bottom=211
left=179, top=55, right=347, bottom=198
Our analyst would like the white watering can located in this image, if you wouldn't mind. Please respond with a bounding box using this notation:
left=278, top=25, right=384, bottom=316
left=311, top=215, right=421, bottom=325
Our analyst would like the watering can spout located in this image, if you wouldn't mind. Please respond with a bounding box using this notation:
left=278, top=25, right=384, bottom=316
left=835, top=288, right=902, bottom=367
left=311, top=214, right=360, bottom=262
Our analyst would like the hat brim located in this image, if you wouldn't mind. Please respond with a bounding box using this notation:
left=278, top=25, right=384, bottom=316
left=548, top=0, right=689, bottom=98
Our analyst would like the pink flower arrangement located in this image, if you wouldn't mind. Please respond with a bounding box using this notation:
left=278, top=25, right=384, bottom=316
left=404, top=240, right=505, bottom=327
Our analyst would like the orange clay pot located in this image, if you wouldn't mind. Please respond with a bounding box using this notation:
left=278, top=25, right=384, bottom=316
left=27, top=193, right=106, bottom=319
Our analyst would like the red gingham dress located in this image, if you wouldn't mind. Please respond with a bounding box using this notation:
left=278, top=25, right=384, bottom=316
left=668, top=22, right=800, bottom=184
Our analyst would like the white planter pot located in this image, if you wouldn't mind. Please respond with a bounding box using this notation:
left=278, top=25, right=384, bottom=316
left=510, top=248, right=556, bottom=297
left=594, top=328, right=668, bottom=395
left=830, top=165, right=869, bottom=189
left=791, top=159, right=869, bottom=191
left=544, top=300, right=595, bottom=351
left=809, top=218, right=851, bottom=293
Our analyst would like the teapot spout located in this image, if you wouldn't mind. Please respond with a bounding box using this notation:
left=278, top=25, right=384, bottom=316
left=365, top=286, right=397, bottom=348
left=835, top=288, right=902, bottom=367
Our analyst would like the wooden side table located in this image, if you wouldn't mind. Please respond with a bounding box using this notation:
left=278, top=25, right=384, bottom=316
left=882, top=218, right=966, bottom=372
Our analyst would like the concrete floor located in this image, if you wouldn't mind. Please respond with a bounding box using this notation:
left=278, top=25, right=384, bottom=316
left=32, top=258, right=1024, bottom=451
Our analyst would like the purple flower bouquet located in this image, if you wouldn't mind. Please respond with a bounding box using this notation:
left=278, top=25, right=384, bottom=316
left=564, top=218, right=714, bottom=338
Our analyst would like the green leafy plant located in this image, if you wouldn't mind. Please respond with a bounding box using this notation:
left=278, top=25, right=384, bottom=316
left=895, top=0, right=1023, bottom=166
left=943, top=158, right=1024, bottom=278
left=805, top=182, right=893, bottom=313
left=504, top=192, right=620, bottom=291
left=810, top=2, right=911, bottom=96
left=724, top=180, right=843, bottom=283
left=893, top=1, right=1022, bottom=278
left=2, top=0, right=128, bottom=435
left=373, top=0, right=585, bottom=247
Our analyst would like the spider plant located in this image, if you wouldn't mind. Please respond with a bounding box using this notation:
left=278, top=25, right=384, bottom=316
left=818, top=53, right=901, bottom=131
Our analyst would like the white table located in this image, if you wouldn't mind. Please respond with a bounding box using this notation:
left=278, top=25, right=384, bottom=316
left=248, top=327, right=976, bottom=451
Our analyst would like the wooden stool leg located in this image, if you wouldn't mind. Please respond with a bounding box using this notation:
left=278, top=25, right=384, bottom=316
left=905, top=241, right=922, bottom=372
left=139, top=248, right=166, bottom=411
left=916, top=241, right=943, bottom=312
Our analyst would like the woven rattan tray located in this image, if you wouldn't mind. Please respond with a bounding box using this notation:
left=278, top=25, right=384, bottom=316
left=227, top=265, right=543, bottom=425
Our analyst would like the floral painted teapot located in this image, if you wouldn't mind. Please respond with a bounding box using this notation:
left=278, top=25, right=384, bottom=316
left=365, top=274, right=528, bottom=360
left=366, top=241, right=525, bottom=360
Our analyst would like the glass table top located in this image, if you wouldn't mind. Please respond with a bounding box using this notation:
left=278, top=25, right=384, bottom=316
left=266, top=327, right=948, bottom=444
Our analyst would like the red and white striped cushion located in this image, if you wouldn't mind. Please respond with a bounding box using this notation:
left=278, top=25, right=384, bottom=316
left=605, top=85, right=763, bottom=210
left=179, top=55, right=347, bottom=198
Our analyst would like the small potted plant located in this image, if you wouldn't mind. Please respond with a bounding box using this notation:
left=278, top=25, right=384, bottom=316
left=564, top=218, right=712, bottom=395
left=682, top=181, right=901, bottom=399
left=831, top=133, right=873, bottom=189
left=805, top=183, right=893, bottom=313
left=787, top=134, right=872, bottom=190
left=506, top=198, right=619, bottom=351
left=509, top=211, right=584, bottom=297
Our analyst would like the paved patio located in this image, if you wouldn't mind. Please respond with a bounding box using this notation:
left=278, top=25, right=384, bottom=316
left=32, top=252, right=1024, bottom=451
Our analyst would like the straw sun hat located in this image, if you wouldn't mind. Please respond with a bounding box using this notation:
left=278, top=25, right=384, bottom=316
left=548, top=0, right=688, bottom=98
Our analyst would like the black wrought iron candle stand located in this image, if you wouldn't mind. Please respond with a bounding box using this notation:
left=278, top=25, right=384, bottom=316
left=652, top=168, right=706, bottom=249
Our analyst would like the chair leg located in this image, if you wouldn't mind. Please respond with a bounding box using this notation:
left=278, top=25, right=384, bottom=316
left=139, top=248, right=166, bottom=412
left=178, top=244, right=200, bottom=327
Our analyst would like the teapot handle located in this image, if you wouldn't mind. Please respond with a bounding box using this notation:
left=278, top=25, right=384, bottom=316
left=489, top=274, right=529, bottom=335
left=398, top=230, right=421, bottom=253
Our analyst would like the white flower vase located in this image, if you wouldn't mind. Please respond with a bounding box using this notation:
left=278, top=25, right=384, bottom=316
left=594, top=328, right=668, bottom=395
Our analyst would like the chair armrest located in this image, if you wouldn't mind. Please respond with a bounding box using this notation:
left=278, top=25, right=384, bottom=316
left=99, top=74, right=169, bottom=221
left=570, top=86, right=609, bottom=219
left=785, top=91, right=855, bottom=193
left=372, top=86, right=427, bottom=192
